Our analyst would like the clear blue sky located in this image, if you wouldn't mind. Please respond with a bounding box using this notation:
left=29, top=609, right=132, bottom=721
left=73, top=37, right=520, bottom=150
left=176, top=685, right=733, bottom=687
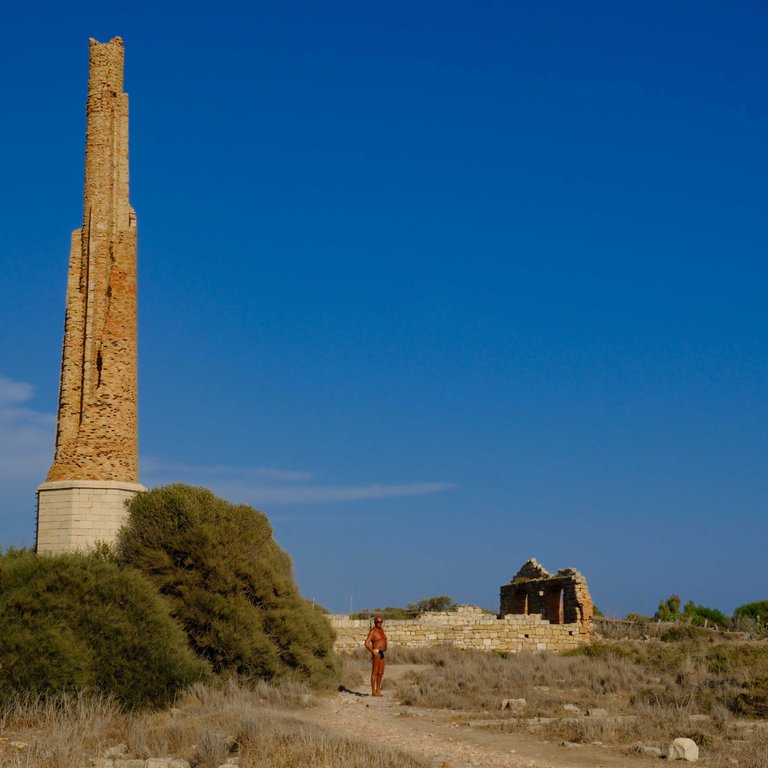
left=1, top=1, right=766, bottom=617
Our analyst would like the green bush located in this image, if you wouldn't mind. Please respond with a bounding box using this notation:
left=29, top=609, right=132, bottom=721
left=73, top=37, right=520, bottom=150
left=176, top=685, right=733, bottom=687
left=683, top=601, right=730, bottom=628
left=734, top=600, right=768, bottom=624
left=352, top=596, right=460, bottom=620
left=654, top=594, right=730, bottom=629
left=660, top=624, right=708, bottom=642
left=0, top=549, right=209, bottom=707
left=116, top=484, right=339, bottom=685
left=407, top=596, right=457, bottom=613
left=655, top=594, right=682, bottom=620
left=350, top=607, right=416, bottom=620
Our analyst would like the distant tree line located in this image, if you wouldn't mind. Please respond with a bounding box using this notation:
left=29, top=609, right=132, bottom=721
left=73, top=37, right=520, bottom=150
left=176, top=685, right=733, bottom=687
left=622, top=594, right=768, bottom=633
left=351, top=595, right=460, bottom=621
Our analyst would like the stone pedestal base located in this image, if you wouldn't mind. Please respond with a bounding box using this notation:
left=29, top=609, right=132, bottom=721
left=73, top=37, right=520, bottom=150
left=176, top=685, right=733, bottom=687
left=36, top=480, right=146, bottom=555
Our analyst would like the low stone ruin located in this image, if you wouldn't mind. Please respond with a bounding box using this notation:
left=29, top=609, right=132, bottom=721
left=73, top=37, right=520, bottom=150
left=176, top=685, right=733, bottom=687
left=329, top=557, right=593, bottom=653
left=499, top=558, right=593, bottom=637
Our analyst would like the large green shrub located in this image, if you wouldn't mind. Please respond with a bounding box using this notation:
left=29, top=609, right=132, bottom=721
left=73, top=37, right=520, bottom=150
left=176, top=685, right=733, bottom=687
left=0, top=549, right=209, bottom=707
left=116, top=484, right=339, bottom=684
left=684, top=602, right=730, bottom=628
left=734, top=600, right=768, bottom=624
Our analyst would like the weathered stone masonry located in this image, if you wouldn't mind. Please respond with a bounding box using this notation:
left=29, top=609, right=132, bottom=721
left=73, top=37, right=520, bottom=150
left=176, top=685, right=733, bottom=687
left=329, top=605, right=587, bottom=654
left=499, top=558, right=593, bottom=638
left=37, top=38, right=144, bottom=553
left=330, top=560, right=593, bottom=654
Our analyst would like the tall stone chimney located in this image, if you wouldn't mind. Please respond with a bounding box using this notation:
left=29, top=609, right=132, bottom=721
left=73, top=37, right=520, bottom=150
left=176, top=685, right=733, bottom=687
left=37, top=38, right=144, bottom=553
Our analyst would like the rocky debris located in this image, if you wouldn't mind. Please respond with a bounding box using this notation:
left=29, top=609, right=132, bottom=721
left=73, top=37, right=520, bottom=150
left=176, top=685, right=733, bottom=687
left=511, top=558, right=553, bottom=581
left=558, top=741, right=582, bottom=749
left=635, top=744, right=664, bottom=757
left=668, top=737, right=699, bottom=761
left=90, top=759, right=192, bottom=768
left=585, top=708, right=608, bottom=718
left=468, top=718, right=523, bottom=728
left=561, top=703, right=580, bottom=713
left=94, top=745, right=186, bottom=768
left=500, top=698, right=526, bottom=710
left=9, top=742, right=28, bottom=750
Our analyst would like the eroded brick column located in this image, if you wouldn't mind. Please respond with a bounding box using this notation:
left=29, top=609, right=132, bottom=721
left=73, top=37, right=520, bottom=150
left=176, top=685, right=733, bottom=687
left=37, top=38, right=144, bottom=553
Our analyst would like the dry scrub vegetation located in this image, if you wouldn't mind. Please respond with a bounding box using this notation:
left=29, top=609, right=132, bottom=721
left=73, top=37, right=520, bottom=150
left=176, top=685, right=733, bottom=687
left=0, top=681, right=421, bottom=768
left=384, top=632, right=768, bottom=767
left=3, top=632, right=768, bottom=767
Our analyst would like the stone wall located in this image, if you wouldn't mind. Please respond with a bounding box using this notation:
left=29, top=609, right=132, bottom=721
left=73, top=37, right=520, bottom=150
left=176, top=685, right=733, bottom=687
left=329, top=606, right=587, bottom=654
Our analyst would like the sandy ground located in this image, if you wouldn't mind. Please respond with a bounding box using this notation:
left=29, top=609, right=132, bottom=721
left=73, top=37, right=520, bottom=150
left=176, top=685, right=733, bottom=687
left=303, top=666, right=664, bottom=768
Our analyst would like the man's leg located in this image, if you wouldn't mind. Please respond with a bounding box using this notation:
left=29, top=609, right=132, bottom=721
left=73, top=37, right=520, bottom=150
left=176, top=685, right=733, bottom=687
left=375, top=658, right=385, bottom=695
left=371, top=656, right=380, bottom=695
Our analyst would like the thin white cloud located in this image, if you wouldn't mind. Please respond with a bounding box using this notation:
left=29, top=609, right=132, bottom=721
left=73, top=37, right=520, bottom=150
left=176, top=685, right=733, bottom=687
left=141, top=457, right=456, bottom=506
left=141, top=458, right=313, bottom=483
left=0, top=376, right=54, bottom=481
left=212, top=481, right=456, bottom=505
left=0, top=377, right=38, bottom=407
left=0, top=376, right=455, bottom=516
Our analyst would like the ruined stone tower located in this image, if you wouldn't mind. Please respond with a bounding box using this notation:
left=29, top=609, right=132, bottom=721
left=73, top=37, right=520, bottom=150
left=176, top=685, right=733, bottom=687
left=36, top=37, right=144, bottom=553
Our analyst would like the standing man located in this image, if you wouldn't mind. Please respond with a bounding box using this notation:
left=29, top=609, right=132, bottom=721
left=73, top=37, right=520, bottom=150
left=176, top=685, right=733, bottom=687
left=364, top=615, right=388, bottom=696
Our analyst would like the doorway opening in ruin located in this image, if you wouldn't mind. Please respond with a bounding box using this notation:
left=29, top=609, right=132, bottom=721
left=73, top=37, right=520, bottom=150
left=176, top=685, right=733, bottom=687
left=544, top=586, right=564, bottom=624
left=509, top=587, right=528, bottom=615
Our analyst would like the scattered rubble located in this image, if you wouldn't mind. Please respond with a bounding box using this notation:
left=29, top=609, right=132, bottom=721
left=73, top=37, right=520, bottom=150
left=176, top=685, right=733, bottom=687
left=635, top=744, right=664, bottom=758
left=668, top=737, right=699, bottom=761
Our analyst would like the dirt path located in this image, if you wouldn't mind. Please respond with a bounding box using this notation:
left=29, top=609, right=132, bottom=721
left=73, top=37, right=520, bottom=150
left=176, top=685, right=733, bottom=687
left=303, top=685, right=662, bottom=768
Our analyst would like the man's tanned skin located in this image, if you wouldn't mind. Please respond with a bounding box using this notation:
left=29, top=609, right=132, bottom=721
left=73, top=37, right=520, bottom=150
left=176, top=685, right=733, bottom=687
left=364, top=616, right=388, bottom=696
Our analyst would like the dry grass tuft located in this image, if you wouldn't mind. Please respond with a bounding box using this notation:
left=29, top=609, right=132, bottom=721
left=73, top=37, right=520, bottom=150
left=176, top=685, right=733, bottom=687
left=192, top=730, right=234, bottom=768
left=235, top=710, right=423, bottom=768
left=0, top=680, right=421, bottom=768
left=391, top=636, right=768, bottom=764
left=0, top=692, right=126, bottom=768
left=396, top=647, right=653, bottom=712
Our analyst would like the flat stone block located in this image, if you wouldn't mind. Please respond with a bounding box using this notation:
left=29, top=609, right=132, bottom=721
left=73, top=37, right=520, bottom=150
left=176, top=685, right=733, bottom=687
left=37, top=481, right=144, bottom=555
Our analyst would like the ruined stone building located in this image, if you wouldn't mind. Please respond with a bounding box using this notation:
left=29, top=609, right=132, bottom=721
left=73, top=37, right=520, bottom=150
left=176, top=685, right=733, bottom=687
left=36, top=38, right=144, bottom=553
left=499, top=558, right=593, bottom=636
